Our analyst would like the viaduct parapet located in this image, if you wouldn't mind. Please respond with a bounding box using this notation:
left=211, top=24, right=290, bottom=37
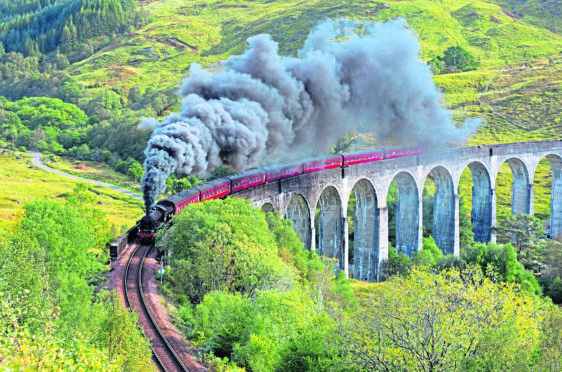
left=232, top=140, right=562, bottom=281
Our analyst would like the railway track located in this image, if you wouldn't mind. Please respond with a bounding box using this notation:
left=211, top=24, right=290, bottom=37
left=124, top=243, right=189, bottom=372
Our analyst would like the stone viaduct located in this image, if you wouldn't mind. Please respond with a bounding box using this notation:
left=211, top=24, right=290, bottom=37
left=233, top=140, right=562, bottom=282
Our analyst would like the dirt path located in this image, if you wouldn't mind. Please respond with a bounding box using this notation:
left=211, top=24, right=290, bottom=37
left=29, top=152, right=143, bottom=201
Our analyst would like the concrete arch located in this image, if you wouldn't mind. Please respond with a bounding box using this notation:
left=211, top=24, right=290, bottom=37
left=349, top=179, right=379, bottom=282
left=392, top=172, right=420, bottom=257
left=541, top=154, right=562, bottom=240
left=261, top=203, right=274, bottom=213
left=503, top=158, right=532, bottom=215
left=426, top=166, right=456, bottom=255
left=285, top=194, right=311, bottom=249
left=316, top=186, right=345, bottom=271
left=465, top=162, right=493, bottom=243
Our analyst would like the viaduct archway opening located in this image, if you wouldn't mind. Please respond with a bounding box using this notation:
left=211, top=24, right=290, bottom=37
left=261, top=203, right=274, bottom=213
left=388, top=172, right=419, bottom=257
left=285, top=194, right=311, bottom=249
left=347, top=179, right=379, bottom=282
left=495, top=158, right=531, bottom=222
left=459, top=162, right=493, bottom=243
left=423, top=167, right=455, bottom=255
left=315, top=186, right=345, bottom=272
left=534, top=155, right=562, bottom=240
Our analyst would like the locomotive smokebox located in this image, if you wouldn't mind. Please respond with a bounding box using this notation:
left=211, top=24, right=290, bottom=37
left=140, top=214, right=154, bottom=226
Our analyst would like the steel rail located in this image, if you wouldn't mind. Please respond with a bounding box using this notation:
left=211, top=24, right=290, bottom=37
left=124, top=243, right=188, bottom=371
left=139, top=246, right=189, bottom=372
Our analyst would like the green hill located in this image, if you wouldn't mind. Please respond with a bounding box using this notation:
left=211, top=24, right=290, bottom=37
left=68, top=0, right=560, bottom=97
left=0, top=0, right=560, bottom=224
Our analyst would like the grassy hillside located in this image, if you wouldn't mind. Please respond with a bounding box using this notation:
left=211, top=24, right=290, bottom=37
left=68, top=0, right=561, bottom=96
left=1, top=0, right=560, bottom=228
left=0, top=152, right=143, bottom=232
left=494, top=0, right=560, bottom=35
left=52, top=0, right=562, bottom=226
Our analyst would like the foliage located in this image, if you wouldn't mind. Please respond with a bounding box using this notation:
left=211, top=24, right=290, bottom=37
left=0, top=51, right=80, bottom=101
left=127, top=160, right=143, bottom=182
left=0, top=0, right=145, bottom=57
left=160, top=198, right=298, bottom=304
left=547, top=278, right=562, bottom=304
left=492, top=213, right=545, bottom=254
left=0, top=193, right=151, bottom=370
left=536, top=307, right=562, bottom=371
left=438, top=45, right=480, bottom=73
left=461, top=242, right=541, bottom=295
left=0, top=96, right=89, bottom=153
left=382, top=246, right=410, bottom=278
left=412, top=235, right=443, bottom=267
left=265, top=211, right=325, bottom=284
left=459, top=195, right=474, bottom=251
left=540, top=240, right=562, bottom=279
left=192, top=289, right=340, bottom=372
left=336, top=267, right=550, bottom=371
left=167, top=174, right=203, bottom=195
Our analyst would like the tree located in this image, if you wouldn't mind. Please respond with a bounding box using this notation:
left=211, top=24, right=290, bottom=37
left=382, top=246, right=410, bottom=278
left=439, top=46, right=479, bottom=72
left=75, top=143, right=91, bottom=160
left=492, top=214, right=546, bottom=271
left=159, top=198, right=298, bottom=303
left=428, top=56, right=442, bottom=75
left=461, top=242, right=541, bottom=295
left=549, top=278, right=562, bottom=304
left=0, top=197, right=152, bottom=370
left=335, top=267, right=549, bottom=371
left=169, top=175, right=202, bottom=194
left=127, top=86, right=141, bottom=104
left=128, top=161, right=143, bottom=183
left=411, top=235, right=443, bottom=267
left=537, top=308, right=562, bottom=371
left=459, top=195, right=474, bottom=251
left=1, top=111, right=22, bottom=151
left=58, top=79, right=84, bottom=104
left=540, top=240, right=562, bottom=279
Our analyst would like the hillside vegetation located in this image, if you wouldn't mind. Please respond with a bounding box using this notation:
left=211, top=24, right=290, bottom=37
left=0, top=0, right=146, bottom=58
left=0, top=1, right=561, bottom=368
left=0, top=152, right=143, bottom=231
left=68, top=0, right=561, bottom=97
left=0, top=0, right=560, bottom=221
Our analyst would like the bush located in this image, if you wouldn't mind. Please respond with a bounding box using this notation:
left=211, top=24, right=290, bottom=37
left=383, top=246, right=411, bottom=277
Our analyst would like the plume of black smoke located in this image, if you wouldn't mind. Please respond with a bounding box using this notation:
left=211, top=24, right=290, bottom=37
left=141, top=18, right=480, bottom=211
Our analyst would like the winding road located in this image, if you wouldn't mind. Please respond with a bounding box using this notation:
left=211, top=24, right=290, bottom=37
left=30, top=152, right=143, bottom=201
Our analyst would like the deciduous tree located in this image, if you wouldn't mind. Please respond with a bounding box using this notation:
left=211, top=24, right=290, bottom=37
left=335, top=267, right=549, bottom=371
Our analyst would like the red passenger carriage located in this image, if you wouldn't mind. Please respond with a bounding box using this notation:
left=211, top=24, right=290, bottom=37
left=304, top=154, right=343, bottom=173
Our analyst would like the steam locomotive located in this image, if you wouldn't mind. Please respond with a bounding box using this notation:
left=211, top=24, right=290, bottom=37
left=137, top=145, right=424, bottom=243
